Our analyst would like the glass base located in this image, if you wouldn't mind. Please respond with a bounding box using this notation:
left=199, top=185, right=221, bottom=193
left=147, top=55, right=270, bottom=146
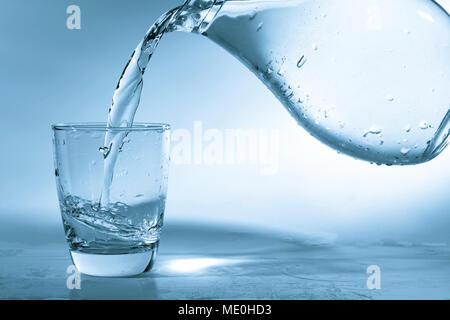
left=70, top=243, right=158, bottom=277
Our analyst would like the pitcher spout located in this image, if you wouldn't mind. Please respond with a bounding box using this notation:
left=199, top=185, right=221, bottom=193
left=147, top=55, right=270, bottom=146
left=170, top=0, right=225, bottom=33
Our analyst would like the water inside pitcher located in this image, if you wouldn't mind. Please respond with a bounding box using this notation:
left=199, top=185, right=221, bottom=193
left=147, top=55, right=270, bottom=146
left=170, top=0, right=450, bottom=166
left=106, top=0, right=450, bottom=191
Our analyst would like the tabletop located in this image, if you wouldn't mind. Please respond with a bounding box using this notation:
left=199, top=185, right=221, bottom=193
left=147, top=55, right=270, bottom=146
left=1, top=220, right=449, bottom=300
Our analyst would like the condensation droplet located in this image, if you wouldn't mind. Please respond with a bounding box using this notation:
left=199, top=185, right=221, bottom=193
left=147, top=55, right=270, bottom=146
left=256, top=22, right=263, bottom=31
left=296, top=55, right=307, bottom=68
left=400, top=148, right=410, bottom=155
left=312, top=43, right=318, bottom=51
left=405, top=124, right=411, bottom=132
left=419, top=121, right=430, bottom=130
left=386, top=95, right=394, bottom=101
left=363, top=125, right=382, bottom=137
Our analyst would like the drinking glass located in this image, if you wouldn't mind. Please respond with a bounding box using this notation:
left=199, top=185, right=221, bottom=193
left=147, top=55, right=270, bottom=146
left=52, top=123, right=170, bottom=277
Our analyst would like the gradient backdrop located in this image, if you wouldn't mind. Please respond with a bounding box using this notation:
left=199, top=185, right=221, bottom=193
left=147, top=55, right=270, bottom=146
left=0, top=0, right=449, bottom=244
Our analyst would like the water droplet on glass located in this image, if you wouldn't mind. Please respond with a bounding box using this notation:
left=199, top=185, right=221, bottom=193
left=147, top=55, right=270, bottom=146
left=386, top=95, right=394, bottom=101
left=403, top=28, right=411, bottom=34
left=296, top=55, right=307, bottom=68
left=99, top=146, right=111, bottom=159
left=312, top=43, right=318, bottom=51
left=338, top=121, right=345, bottom=128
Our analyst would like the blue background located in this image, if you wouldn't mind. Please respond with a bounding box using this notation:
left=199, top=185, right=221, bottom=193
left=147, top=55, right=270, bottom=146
left=1, top=0, right=449, bottom=245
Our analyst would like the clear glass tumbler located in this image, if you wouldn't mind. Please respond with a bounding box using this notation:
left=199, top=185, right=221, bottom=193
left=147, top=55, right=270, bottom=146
left=52, top=123, right=170, bottom=277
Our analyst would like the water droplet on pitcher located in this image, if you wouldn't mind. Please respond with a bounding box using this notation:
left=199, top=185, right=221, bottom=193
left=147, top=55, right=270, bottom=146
left=403, top=28, right=411, bottom=35
left=312, top=43, right=318, bottom=51
left=363, top=125, right=382, bottom=137
left=405, top=124, right=412, bottom=132
left=296, top=55, right=307, bottom=68
left=256, top=22, right=263, bottom=32
left=386, top=95, right=394, bottom=101
left=400, top=147, right=410, bottom=155
left=419, top=121, right=431, bottom=130
left=249, top=11, right=257, bottom=21
left=338, top=121, right=345, bottom=128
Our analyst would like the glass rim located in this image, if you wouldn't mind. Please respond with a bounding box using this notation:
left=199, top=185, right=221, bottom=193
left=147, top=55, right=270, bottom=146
left=52, top=122, right=170, bottom=132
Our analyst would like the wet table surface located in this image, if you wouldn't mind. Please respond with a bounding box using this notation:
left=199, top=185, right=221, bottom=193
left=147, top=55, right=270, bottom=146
left=1, top=221, right=450, bottom=300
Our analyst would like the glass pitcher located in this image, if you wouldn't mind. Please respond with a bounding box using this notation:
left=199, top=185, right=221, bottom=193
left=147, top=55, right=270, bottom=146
left=112, top=0, right=450, bottom=166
